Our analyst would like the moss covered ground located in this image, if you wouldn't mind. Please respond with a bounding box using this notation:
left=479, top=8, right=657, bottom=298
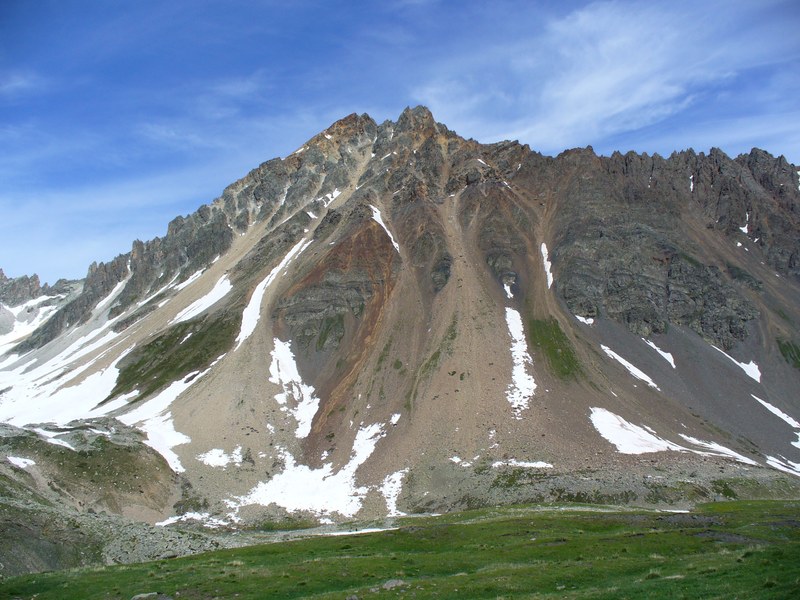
left=527, top=317, right=581, bottom=379
left=2, top=500, right=799, bottom=599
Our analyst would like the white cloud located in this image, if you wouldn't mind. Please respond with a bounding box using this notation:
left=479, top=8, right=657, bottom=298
left=2, top=0, right=799, bottom=286
left=412, top=1, right=800, bottom=161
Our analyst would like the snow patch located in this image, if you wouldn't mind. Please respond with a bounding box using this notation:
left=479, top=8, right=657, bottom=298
left=320, top=189, right=341, bottom=207
left=268, top=338, right=320, bottom=438
left=0, top=345, right=134, bottom=428
left=7, top=456, right=35, bottom=469
left=380, top=469, right=408, bottom=516
left=137, top=413, right=191, bottom=473
left=678, top=434, right=758, bottom=465
left=643, top=339, right=676, bottom=368
left=752, top=394, right=800, bottom=449
left=136, top=274, right=179, bottom=309
left=504, top=307, right=536, bottom=417
left=503, top=283, right=513, bottom=299
left=32, top=428, right=75, bottom=450
left=492, top=459, right=553, bottom=469
left=601, top=345, right=660, bottom=390
left=575, top=315, right=594, bottom=325
left=172, top=275, right=232, bottom=324
left=174, top=269, right=204, bottom=291
left=752, top=394, right=800, bottom=429
left=710, top=345, right=761, bottom=382
left=739, top=212, right=749, bottom=234
left=0, top=296, right=61, bottom=353
left=592, top=408, right=760, bottom=465
left=689, top=174, right=694, bottom=192
left=766, top=455, right=800, bottom=477
left=368, top=205, right=400, bottom=253
left=118, top=362, right=218, bottom=472
left=390, top=413, right=401, bottom=425
left=235, top=239, right=313, bottom=350
left=94, top=278, right=129, bottom=314
left=156, top=512, right=230, bottom=528
left=228, top=423, right=386, bottom=518
left=197, top=446, right=243, bottom=468
left=590, top=407, right=683, bottom=454
left=540, top=243, right=553, bottom=289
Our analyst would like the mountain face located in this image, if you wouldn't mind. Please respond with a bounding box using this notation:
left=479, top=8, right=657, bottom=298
left=2, top=106, right=800, bottom=572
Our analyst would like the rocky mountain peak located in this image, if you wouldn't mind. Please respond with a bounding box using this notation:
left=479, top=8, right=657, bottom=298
left=0, top=269, right=43, bottom=306
left=1, top=108, right=799, bottom=569
left=325, top=112, right=377, bottom=141
left=395, top=105, right=439, bottom=136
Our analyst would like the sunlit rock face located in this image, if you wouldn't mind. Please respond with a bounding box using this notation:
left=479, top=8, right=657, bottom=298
left=2, top=107, right=799, bottom=578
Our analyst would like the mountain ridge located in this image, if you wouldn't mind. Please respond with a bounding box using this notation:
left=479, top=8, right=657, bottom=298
left=1, top=106, right=800, bottom=575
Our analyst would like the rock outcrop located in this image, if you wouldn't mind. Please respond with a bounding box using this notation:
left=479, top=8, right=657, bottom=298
left=2, top=107, right=799, bottom=577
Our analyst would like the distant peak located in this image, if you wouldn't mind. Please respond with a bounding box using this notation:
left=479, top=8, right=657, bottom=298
left=325, top=112, right=377, bottom=139
left=395, top=105, right=437, bottom=133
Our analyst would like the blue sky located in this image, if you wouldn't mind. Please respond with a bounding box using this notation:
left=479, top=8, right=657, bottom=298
left=1, top=0, right=799, bottom=284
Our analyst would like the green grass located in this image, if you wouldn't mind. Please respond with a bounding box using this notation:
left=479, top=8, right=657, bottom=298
left=778, top=338, right=800, bottom=369
left=527, top=318, right=581, bottom=379
left=3, top=501, right=799, bottom=599
left=108, top=310, right=239, bottom=401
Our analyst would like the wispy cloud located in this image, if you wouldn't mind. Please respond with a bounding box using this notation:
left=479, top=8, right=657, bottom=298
left=2, top=0, right=799, bottom=283
left=412, top=0, right=800, bottom=159
left=0, top=71, right=48, bottom=98
left=0, top=157, right=251, bottom=283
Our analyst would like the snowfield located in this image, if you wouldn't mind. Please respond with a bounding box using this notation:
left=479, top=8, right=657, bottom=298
left=268, top=338, right=321, bottom=439
left=0, top=294, right=63, bottom=354
left=7, top=456, right=36, bottom=469
left=172, top=275, right=232, bottom=324
left=540, top=243, right=553, bottom=289
left=591, top=408, right=763, bottom=467
left=235, top=239, right=313, bottom=351
left=118, top=358, right=222, bottom=472
left=227, top=422, right=388, bottom=519
left=504, top=307, right=536, bottom=417
left=590, top=407, right=683, bottom=454
left=711, top=344, right=761, bottom=382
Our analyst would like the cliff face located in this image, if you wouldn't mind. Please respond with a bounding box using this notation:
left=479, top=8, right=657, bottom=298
left=2, top=107, right=800, bottom=572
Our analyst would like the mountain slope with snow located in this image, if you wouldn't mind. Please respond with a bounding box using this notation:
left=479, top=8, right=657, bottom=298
left=2, top=108, right=800, bottom=556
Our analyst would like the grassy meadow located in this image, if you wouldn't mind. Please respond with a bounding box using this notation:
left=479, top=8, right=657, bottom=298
left=2, top=500, right=799, bottom=599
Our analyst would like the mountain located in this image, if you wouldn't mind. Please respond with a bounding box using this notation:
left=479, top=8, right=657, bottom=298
left=2, top=106, right=800, bottom=574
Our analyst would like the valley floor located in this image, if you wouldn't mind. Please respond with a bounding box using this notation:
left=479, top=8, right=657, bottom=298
left=2, top=500, right=799, bottom=599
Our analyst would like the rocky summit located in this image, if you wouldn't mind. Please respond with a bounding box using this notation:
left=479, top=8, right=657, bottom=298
left=2, top=106, right=800, bottom=575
